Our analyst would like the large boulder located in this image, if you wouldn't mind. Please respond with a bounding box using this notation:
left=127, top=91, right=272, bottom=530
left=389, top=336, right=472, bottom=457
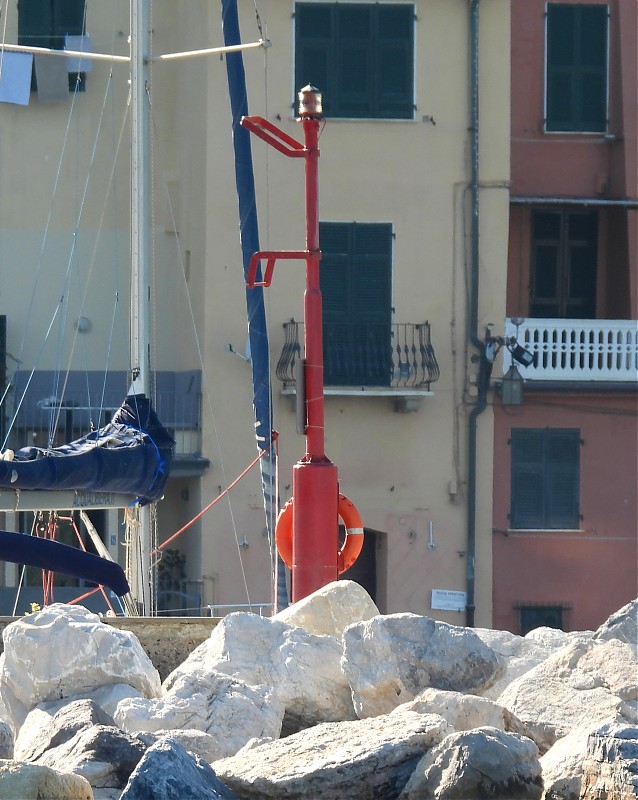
left=0, top=760, right=93, bottom=799
left=398, top=727, right=543, bottom=800
left=121, top=737, right=239, bottom=800
left=15, top=684, right=141, bottom=763
left=274, top=580, right=379, bottom=638
left=134, top=729, right=228, bottom=766
left=540, top=725, right=594, bottom=800
left=497, top=638, right=636, bottom=753
left=593, top=599, right=638, bottom=651
left=395, top=687, right=511, bottom=733
left=115, top=668, right=284, bottom=758
left=342, top=613, right=504, bottom=718
left=580, top=723, right=638, bottom=800
left=0, top=605, right=160, bottom=731
left=164, top=612, right=355, bottom=733
left=33, top=723, right=146, bottom=789
left=213, top=707, right=450, bottom=800
left=0, top=720, right=12, bottom=759
left=474, top=626, right=591, bottom=700
left=15, top=699, right=114, bottom=762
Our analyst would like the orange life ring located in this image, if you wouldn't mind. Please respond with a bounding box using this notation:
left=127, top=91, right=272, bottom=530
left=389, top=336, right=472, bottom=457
left=275, top=493, right=364, bottom=575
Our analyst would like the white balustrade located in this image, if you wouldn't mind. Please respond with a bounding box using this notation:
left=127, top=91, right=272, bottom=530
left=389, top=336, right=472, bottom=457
left=503, top=318, right=638, bottom=382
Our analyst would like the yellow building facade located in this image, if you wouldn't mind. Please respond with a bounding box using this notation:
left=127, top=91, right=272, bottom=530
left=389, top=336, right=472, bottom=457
left=0, top=0, right=509, bottom=626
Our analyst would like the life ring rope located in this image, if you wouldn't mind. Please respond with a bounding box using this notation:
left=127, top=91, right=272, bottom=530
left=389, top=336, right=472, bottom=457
left=275, top=493, right=364, bottom=575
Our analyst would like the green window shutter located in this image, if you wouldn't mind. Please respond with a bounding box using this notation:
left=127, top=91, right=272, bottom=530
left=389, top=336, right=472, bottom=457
left=511, top=430, right=545, bottom=528
left=18, top=0, right=54, bottom=48
left=376, top=5, right=414, bottom=119
left=546, top=430, right=580, bottom=528
left=546, top=4, right=608, bottom=132
left=52, top=0, right=85, bottom=45
left=510, top=428, right=580, bottom=529
left=565, top=212, right=597, bottom=318
left=335, top=5, right=374, bottom=118
left=295, top=4, right=333, bottom=115
left=18, top=0, right=85, bottom=92
left=295, top=3, right=414, bottom=120
left=320, top=222, right=392, bottom=386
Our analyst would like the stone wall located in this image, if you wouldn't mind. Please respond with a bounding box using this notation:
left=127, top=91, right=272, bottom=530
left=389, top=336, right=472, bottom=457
left=0, top=616, right=219, bottom=681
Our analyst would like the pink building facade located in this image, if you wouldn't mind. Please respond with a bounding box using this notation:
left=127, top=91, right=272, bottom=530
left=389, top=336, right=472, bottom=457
left=493, top=0, right=637, bottom=633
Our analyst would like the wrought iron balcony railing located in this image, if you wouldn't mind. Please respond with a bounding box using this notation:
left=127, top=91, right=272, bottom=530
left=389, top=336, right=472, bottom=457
left=276, top=320, right=440, bottom=391
left=503, top=318, right=638, bottom=382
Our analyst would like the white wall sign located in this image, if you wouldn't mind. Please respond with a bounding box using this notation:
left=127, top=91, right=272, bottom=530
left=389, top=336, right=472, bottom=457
left=431, top=589, right=467, bottom=612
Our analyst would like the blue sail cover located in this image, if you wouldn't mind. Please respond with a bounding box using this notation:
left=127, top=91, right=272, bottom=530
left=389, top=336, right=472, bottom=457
left=222, top=0, right=288, bottom=610
left=0, top=530, right=130, bottom=596
left=0, top=395, right=174, bottom=505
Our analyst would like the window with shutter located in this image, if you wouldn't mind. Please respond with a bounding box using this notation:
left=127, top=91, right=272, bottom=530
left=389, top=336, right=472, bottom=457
left=18, top=0, right=87, bottom=92
left=295, top=3, right=414, bottom=120
left=510, top=428, right=580, bottom=529
left=530, top=209, right=597, bottom=319
left=320, top=222, right=392, bottom=386
left=545, top=4, right=608, bottom=133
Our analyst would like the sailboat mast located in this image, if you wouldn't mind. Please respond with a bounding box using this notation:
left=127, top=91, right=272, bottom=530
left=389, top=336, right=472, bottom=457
left=129, top=0, right=153, bottom=615
left=130, top=0, right=151, bottom=396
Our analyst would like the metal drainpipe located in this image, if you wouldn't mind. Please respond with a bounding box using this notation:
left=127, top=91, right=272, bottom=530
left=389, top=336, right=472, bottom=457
left=466, top=0, right=487, bottom=628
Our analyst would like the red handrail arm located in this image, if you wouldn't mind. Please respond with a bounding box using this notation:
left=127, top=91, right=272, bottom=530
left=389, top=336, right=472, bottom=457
left=246, top=250, right=317, bottom=288
left=241, top=116, right=305, bottom=157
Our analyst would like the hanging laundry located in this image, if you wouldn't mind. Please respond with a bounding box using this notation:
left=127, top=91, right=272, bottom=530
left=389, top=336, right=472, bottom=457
left=0, top=52, right=33, bottom=106
left=35, top=55, right=69, bottom=103
left=64, top=35, right=93, bottom=73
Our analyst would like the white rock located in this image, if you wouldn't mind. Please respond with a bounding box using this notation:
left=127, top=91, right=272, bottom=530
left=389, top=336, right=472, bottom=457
left=213, top=708, right=451, bottom=800
left=398, top=726, right=543, bottom=800
left=540, top=725, right=593, bottom=800
left=164, top=612, right=355, bottom=732
left=342, top=613, right=504, bottom=718
left=393, top=687, right=508, bottom=732
left=115, top=668, right=284, bottom=758
left=0, top=759, right=93, bottom=799
left=34, top=723, right=145, bottom=789
left=274, top=579, right=379, bottom=638
left=497, top=638, right=635, bottom=753
left=474, top=625, right=591, bottom=700
left=133, top=729, right=224, bottom=765
left=593, top=599, right=638, bottom=650
left=580, top=723, right=638, bottom=800
left=14, top=684, right=141, bottom=763
left=0, top=605, right=160, bottom=732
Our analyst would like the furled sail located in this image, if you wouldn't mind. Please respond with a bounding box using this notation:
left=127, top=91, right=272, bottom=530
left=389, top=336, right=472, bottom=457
left=0, top=394, right=174, bottom=506
left=222, top=0, right=288, bottom=611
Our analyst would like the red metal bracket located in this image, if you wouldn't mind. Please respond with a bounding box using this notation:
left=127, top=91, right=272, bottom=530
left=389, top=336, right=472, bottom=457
left=246, top=250, right=313, bottom=287
left=240, top=116, right=306, bottom=158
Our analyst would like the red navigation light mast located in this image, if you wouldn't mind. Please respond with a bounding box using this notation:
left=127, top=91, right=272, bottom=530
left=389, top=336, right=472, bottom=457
left=242, top=86, right=349, bottom=602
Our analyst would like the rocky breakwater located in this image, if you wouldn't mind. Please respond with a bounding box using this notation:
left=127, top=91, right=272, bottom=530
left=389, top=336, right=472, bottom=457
left=0, top=583, right=633, bottom=800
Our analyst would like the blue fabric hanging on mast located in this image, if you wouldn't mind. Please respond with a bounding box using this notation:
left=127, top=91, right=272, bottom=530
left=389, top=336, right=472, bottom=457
left=221, top=0, right=288, bottom=610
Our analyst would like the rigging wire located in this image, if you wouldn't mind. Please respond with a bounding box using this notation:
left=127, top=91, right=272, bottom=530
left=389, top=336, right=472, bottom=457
left=3, top=11, right=129, bottom=448
left=0, top=0, right=9, bottom=75
left=150, top=435, right=274, bottom=559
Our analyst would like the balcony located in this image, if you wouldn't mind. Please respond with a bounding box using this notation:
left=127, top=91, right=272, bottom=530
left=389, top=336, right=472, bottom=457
left=3, top=370, right=209, bottom=476
left=276, top=320, right=439, bottom=411
left=503, top=319, right=638, bottom=383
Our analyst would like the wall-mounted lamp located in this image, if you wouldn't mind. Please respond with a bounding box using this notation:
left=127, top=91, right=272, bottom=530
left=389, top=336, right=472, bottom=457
left=501, top=365, right=524, bottom=405
left=510, top=343, right=537, bottom=369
